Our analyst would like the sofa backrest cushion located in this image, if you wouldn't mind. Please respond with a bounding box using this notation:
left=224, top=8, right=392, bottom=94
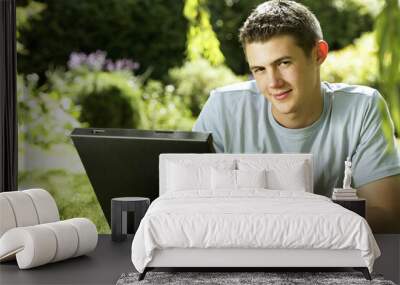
left=0, top=189, right=60, bottom=238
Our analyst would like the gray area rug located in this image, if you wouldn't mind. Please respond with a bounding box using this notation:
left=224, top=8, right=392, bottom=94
left=116, top=271, right=396, bottom=285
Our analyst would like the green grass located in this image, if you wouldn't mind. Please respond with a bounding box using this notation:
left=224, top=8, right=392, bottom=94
left=18, top=170, right=110, bottom=234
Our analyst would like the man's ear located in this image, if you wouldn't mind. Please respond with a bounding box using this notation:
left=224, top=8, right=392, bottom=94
left=316, top=40, right=329, bottom=64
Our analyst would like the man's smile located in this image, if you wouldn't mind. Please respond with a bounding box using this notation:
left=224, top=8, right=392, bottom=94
left=272, top=89, right=292, bottom=100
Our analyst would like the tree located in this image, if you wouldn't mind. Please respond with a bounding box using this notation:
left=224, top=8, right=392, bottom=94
left=183, top=0, right=225, bottom=66
left=208, top=0, right=374, bottom=75
left=375, top=0, right=400, bottom=137
left=18, top=0, right=187, bottom=80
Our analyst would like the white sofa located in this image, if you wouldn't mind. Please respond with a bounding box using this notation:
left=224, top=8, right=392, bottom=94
left=0, top=189, right=98, bottom=269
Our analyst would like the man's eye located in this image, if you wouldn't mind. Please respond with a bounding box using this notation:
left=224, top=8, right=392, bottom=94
left=253, top=68, right=264, bottom=73
left=280, top=61, right=291, bottom=66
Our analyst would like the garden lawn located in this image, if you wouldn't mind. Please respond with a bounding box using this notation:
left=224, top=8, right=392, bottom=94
left=18, top=169, right=110, bottom=234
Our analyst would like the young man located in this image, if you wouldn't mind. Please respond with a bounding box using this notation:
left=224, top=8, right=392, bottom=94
left=193, top=0, right=400, bottom=233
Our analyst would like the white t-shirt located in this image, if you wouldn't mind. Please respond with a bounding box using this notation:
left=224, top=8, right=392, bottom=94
left=193, top=80, right=400, bottom=196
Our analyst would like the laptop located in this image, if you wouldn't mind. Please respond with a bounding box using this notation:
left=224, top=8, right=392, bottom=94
left=70, top=128, right=215, bottom=226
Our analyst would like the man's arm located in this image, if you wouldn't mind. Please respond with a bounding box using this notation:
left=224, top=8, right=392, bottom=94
left=357, top=174, right=400, bottom=233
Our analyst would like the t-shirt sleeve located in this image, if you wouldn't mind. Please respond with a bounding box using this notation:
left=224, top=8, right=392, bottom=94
left=352, top=91, right=400, bottom=188
left=192, top=90, right=225, bottom=153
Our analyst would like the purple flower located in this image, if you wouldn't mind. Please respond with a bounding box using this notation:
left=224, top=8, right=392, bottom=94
left=105, top=59, right=115, bottom=71
left=112, top=59, right=140, bottom=71
left=86, top=50, right=106, bottom=71
left=68, top=52, right=87, bottom=70
left=68, top=50, right=139, bottom=72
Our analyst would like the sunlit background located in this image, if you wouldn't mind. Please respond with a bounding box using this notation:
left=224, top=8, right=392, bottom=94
left=16, top=0, right=400, bottom=233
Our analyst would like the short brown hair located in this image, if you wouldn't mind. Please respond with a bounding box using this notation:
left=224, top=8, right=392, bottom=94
left=239, top=0, right=323, bottom=56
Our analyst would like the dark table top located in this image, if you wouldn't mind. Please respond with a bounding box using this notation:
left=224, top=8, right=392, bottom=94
left=0, top=234, right=134, bottom=285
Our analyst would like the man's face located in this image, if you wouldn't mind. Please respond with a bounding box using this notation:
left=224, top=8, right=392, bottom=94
left=245, top=35, right=321, bottom=118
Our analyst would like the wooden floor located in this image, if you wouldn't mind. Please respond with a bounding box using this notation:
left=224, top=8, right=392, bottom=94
left=0, top=235, right=134, bottom=285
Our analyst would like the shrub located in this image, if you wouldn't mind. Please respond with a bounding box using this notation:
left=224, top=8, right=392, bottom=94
left=17, top=73, right=81, bottom=149
left=45, top=51, right=145, bottom=129
left=80, top=87, right=136, bottom=128
left=139, top=80, right=195, bottom=131
left=168, top=59, right=244, bottom=116
left=321, top=32, right=378, bottom=86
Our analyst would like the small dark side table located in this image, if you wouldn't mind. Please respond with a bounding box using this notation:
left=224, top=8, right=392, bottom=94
left=332, top=198, right=366, bottom=218
left=111, top=197, right=150, bottom=242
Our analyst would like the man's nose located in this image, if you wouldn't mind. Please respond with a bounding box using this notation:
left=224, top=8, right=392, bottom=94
left=267, top=70, right=284, bottom=89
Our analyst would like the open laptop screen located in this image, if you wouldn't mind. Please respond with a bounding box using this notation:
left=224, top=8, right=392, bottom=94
left=70, top=128, right=215, bottom=225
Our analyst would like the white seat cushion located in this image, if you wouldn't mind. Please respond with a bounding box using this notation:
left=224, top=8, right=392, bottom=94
left=42, top=221, right=79, bottom=262
left=0, top=225, right=57, bottom=268
left=0, top=189, right=60, bottom=238
left=0, top=196, right=17, bottom=237
left=0, top=191, right=39, bottom=227
left=64, top=218, right=98, bottom=257
left=0, top=218, right=97, bottom=269
left=24, top=189, right=60, bottom=223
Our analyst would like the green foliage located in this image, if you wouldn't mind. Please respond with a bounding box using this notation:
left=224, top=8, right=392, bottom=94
left=317, top=0, right=374, bottom=49
left=18, top=0, right=187, bottom=79
left=80, top=87, right=136, bottom=128
left=343, top=0, right=384, bottom=16
left=168, top=59, right=243, bottom=116
left=16, top=0, right=374, bottom=78
left=18, top=56, right=203, bottom=148
left=184, top=0, right=225, bottom=66
left=208, top=0, right=374, bottom=74
left=16, top=0, right=46, bottom=54
left=47, top=67, right=144, bottom=129
left=321, top=32, right=378, bottom=86
left=375, top=0, right=400, bottom=135
left=139, top=80, right=195, bottom=131
left=17, top=73, right=81, bottom=149
left=18, top=170, right=110, bottom=234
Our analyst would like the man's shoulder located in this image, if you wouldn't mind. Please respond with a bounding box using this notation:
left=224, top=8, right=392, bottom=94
left=212, top=80, right=259, bottom=98
left=323, top=82, right=379, bottom=102
left=202, top=80, right=264, bottom=118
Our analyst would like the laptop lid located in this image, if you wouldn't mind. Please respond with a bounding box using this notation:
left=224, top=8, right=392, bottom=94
left=70, top=128, right=215, bottom=226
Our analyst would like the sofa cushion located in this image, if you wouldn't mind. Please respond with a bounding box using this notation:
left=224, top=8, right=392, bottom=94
left=0, top=218, right=97, bottom=269
left=0, top=189, right=60, bottom=238
left=0, top=196, right=17, bottom=237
